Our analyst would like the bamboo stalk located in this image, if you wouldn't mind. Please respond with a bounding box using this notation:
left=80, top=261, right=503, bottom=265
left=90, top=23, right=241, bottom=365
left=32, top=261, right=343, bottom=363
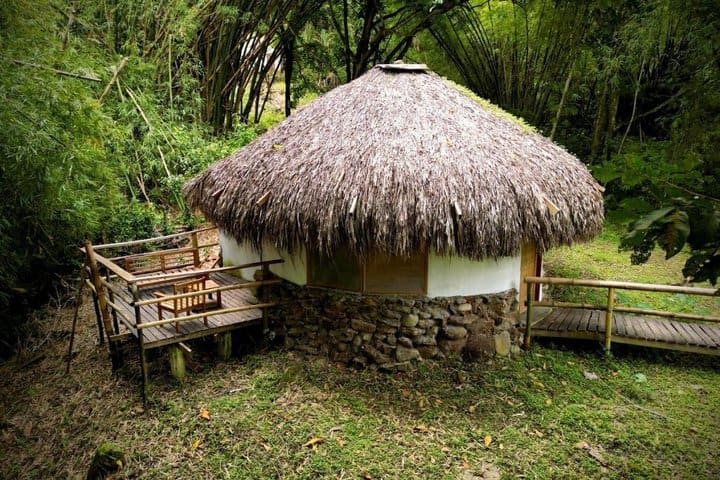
left=84, top=241, right=115, bottom=345
left=90, top=226, right=217, bottom=250
left=526, top=276, right=718, bottom=297
left=134, top=279, right=282, bottom=306
left=136, top=302, right=277, bottom=330
left=524, top=280, right=533, bottom=349
left=10, top=59, right=101, bottom=82
left=132, top=259, right=283, bottom=283
left=99, top=56, right=129, bottom=103
left=605, top=287, right=615, bottom=354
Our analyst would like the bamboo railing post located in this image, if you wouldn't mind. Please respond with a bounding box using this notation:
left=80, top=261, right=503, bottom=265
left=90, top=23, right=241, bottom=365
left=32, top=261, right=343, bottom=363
left=190, top=231, right=200, bottom=267
left=86, top=265, right=104, bottom=344
left=524, top=279, right=533, bottom=350
left=604, top=287, right=615, bottom=354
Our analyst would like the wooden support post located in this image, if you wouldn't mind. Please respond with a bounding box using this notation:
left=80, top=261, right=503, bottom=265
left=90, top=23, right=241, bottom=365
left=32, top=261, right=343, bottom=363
left=106, top=270, right=120, bottom=335
left=130, top=282, right=148, bottom=404
left=90, top=283, right=104, bottom=345
left=84, top=241, right=118, bottom=366
left=190, top=231, right=200, bottom=267
left=65, top=265, right=87, bottom=373
left=217, top=333, right=232, bottom=361
left=524, top=281, right=533, bottom=350
left=168, top=345, right=186, bottom=381
left=262, top=263, right=270, bottom=333
left=604, top=287, right=615, bottom=354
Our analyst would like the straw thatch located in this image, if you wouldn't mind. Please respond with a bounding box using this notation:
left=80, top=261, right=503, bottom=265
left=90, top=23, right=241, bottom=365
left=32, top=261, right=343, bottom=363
left=185, top=64, right=604, bottom=260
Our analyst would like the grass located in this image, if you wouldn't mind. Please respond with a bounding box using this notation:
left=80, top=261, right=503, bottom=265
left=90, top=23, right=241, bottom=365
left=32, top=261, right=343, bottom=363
left=0, top=224, right=718, bottom=479
left=544, top=224, right=720, bottom=316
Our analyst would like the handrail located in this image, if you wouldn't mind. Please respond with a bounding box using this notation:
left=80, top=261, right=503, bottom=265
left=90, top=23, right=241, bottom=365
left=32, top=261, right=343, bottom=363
left=136, top=302, right=277, bottom=330
left=133, top=279, right=282, bottom=307
left=131, top=259, right=284, bottom=284
left=524, top=276, right=720, bottom=354
left=92, top=251, right=137, bottom=283
left=109, top=242, right=219, bottom=262
left=89, top=226, right=217, bottom=251
left=525, top=276, right=718, bottom=296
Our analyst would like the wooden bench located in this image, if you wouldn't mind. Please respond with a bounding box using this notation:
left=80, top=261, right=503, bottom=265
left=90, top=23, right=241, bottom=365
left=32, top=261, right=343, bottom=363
left=123, top=247, right=202, bottom=289
left=153, top=276, right=222, bottom=332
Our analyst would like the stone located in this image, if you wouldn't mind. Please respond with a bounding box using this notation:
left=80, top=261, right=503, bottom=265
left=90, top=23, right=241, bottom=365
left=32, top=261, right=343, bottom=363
left=413, top=335, right=437, bottom=346
left=443, top=325, right=468, bottom=340
left=466, top=334, right=495, bottom=359
left=402, top=314, right=419, bottom=328
left=331, top=350, right=353, bottom=363
left=494, top=331, right=512, bottom=356
left=378, top=317, right=401, bottom=328
left=439, top=337, right=467, bottom=356
left=351, top=356, right=367, bottom=369
left=428, top=306, right=450, bottom=320
left=400, top=327, right=424, bottom=337
left=362, top=344, right=391, bottom=364
left=397, top=336, right=413, bottom=348
left=336, top=342, right=348, bottom=352
left=396, top=305, right=412, bottom=314
left=377, top=325, right=397, bottom=334
left=510, top=344, right=522, bottom=355
left=361, top=332, right=373, bottom=342
left=351, top=318, right=376, bottom=334
left=426, top=326, right=440, bottom=336
left=386, top=334, right=397, bottom=345
left=379, top=361, right=412, bottom=372
left=418, top=311, right=432, bottom=319
left=457, top=303, right=473, bottom=313
left=352, top=335, right=363, bottom=349
left=395, top=345, right=421, bottom=362
left=296, top=345, right=319, bottom=355
left=417, top=345, right=439, bottom=359
left=417, top=319, right=435, bottom=329
left=87, top=443, right=125, bottom=480
left=448, top=314, right=479, bottom=327
left=384, top=309, right=402, bottom=319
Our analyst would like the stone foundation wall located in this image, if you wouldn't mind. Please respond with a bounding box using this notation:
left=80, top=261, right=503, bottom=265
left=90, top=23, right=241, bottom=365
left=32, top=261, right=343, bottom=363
left=268, top=283, right=522, bottom=369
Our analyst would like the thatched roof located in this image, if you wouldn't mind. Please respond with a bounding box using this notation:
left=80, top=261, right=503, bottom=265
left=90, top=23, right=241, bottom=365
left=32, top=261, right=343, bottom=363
left=185, top=64, right=604, bottom=260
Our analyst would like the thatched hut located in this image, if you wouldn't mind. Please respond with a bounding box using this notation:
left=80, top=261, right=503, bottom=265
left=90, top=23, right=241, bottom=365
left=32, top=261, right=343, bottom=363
left=185, top=64, right=604, bottom=364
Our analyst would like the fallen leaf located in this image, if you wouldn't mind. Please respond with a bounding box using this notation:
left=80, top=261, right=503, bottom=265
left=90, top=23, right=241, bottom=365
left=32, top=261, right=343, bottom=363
left=583, top=371, right=599, bottom=381
left=533, top=430, right=545, bottom=438
left=413, top=425, right=430, bottom=433
left=338, top=439, right=346, bottom=448
left=272, top=143, right=283, bottom=150
left=133, top=405, right=145, bottom=415
left=401, top=389, right=410, bottom=398
left=484, top=435, right=492, bottom=447
left=199, top=407, right=211, bottom=421
left=611, top=371, right=619, bottom=377
left=574, top=441, right=590, bottom=450
left=302, top=437, right=324, bottom=449
left=587, top=446, right=606, bottom=465
left=689, top=427, right=698, bottom=434
left=468, top=405, right=477, bottom=413
left=191, top=439, right=201, bottom=450
left=545, top=398, right=552, bottom=406
left=361, top=472, right=373, bottom=479
left=441, top=446, right=451, bottom=453
left=262, top=443, right=271, bottom=452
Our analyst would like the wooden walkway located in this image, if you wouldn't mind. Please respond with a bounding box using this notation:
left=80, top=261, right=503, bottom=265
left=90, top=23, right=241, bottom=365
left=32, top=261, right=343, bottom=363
left=116, top=272, right=264, bottom=350
left=526, top=308, right=720, bottom=356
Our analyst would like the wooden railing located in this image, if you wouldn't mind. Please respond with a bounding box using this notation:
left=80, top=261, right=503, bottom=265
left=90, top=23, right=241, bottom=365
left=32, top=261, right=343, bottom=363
left=524, top=276, right=720, bottom=353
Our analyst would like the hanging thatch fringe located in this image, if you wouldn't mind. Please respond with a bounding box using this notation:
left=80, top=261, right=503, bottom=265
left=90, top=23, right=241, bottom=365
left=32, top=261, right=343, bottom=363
left=184, top=65, right=604, bottom=260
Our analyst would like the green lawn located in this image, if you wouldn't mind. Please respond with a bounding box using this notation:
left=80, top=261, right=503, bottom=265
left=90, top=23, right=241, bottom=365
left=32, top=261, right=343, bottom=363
left=0, top=224, right=718, bottom=479
left=544, top=225, right=720, bottom=316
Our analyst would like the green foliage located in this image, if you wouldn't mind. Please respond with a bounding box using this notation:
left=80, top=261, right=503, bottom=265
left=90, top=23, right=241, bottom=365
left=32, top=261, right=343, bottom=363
left=621, top=199, right=720, bottom=284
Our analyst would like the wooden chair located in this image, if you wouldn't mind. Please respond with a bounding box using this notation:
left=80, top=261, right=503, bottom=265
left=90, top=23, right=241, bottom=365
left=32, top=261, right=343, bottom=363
left=154, top=276, right=210, bottom=332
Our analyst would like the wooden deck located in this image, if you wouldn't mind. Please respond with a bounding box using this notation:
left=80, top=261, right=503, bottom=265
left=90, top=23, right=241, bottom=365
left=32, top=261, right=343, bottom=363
left=117, top=272, right=264, bottom=350
left=525, top=307, right=720, bottom=356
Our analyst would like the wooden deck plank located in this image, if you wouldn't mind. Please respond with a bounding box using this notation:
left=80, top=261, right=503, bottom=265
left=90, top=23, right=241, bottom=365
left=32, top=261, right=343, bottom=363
left=113, top=271, right=267, bottom=349
left=696, top=324, right=720, bottom=347
left=613, top=312, right=627, bottom=337
left=558, top=309, right=579, bottom=331
left=670, top=321, right=695, bottom=345
left=686, top=322, right=715, bottom=347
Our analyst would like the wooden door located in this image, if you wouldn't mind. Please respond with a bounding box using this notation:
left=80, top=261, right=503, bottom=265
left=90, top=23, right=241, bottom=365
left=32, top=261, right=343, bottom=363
left=519, top=242, right=542, bottom=312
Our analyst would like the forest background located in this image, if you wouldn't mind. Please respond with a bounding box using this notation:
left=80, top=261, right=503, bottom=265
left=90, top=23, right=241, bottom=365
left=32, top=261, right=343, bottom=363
left=1, top=0, right=718, bottom=352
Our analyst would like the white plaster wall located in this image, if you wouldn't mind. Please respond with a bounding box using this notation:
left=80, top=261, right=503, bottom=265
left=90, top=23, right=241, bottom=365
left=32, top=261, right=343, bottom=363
left=219, top=231, right=307, bottom=285
left=426, top=252, right=521, bottom=297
